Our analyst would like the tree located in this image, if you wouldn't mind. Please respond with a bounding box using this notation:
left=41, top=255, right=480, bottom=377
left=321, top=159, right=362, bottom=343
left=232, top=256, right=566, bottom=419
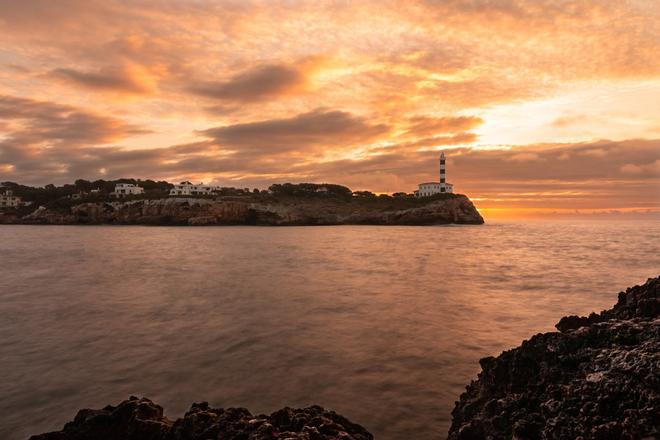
left=268, top=183, right=352, bottom=199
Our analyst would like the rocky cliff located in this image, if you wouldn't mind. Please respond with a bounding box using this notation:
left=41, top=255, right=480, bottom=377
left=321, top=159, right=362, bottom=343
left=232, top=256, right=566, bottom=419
left=30, top=397, right=373, bottom=440
left=448, top=277, right=659, bottom=440
left=2, top=195, right=484, bottom=226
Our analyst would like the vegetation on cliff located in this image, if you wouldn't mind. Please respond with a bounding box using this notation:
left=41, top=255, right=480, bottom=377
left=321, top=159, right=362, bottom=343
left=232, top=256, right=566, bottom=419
left=1, top=179, right=174, bottom=206
left=1, top=181, right=481, bottom=226
left=2, top=180, right=458, bottom=207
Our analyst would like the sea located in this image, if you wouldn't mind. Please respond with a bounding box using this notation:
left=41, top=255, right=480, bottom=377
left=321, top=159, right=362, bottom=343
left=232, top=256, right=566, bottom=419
left=0, top=221, right=658, bottom=440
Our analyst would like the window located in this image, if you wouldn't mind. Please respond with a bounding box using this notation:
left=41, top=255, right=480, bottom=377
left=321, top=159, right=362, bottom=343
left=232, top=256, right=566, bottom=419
left=440, top=178, right=445, bottom=183
left=441, top=188, right=445, bottom=193
left=440, top=160, right=445, bottom=165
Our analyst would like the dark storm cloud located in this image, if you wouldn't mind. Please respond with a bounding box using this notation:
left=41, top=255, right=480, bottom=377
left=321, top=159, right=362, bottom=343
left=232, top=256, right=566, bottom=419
left=189, top=64, right=306, bottom=102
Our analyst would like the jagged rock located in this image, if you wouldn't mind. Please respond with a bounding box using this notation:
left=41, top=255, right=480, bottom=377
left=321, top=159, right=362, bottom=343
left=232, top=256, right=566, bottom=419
left=30, top=396, right=373, bottom=440
left=9, top=195, right=484, bottom=226
left=448, top=277, right=660, bottom=440
left=556, top=277, right=659, bottom=332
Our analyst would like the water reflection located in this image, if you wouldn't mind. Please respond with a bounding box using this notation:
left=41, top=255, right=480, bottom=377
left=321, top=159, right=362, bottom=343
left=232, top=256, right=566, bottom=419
left=0, top=222, right=658, bottom=439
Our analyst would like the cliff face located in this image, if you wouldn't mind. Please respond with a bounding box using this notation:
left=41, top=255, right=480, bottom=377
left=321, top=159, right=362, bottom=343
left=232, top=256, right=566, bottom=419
left=7, top=195, right=484, bottom=226
left=30, top=396, right=373, bottom=440
left=448, top=277, right=660, bottom=440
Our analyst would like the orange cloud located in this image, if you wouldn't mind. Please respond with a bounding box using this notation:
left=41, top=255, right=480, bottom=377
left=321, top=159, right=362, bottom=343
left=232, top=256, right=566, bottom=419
left=0, top=95, right=148, bottom=145
left=200, top=108, right=389, bottom=153
left=0, top=95, right=149, bottom=180
left=51, top=63, right=158, bottom=95
left=551, top=114, right=590, bottom=128
left=403, top=116, right=483, bottom=137
left=188, top=55, right=332, bottom=103
left=0, top=0, right=657, bottom=216
left=190, top=64, right=304, bottom=102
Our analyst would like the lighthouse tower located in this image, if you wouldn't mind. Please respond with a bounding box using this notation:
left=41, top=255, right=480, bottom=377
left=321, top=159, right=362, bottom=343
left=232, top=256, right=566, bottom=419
left=415, top=151, right=454, bottom=197
left=439, top=152, right=446, bottom=192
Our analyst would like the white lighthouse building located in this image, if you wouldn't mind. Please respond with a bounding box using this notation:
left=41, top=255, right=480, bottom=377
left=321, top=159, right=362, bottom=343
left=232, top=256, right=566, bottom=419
left=415, top=152, right=454, bottom=197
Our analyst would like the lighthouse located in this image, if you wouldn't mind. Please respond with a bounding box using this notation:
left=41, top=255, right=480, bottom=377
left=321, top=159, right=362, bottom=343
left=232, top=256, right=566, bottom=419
left=439, top=152, right=446, bottom=190
left=415, top=152, right=454, bottom=197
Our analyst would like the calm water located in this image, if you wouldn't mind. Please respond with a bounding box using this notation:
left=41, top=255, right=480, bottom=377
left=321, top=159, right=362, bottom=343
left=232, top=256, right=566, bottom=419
left=0, top=221, right=658, bottom=439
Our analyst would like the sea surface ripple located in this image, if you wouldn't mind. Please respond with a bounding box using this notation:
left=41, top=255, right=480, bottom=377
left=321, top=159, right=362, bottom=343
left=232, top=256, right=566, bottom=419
left=0, top=221, right=658, bottom=439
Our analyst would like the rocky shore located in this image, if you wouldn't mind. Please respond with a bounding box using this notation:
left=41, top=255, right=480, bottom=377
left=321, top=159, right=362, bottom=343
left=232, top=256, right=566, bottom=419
left=0, top=195, right=484, bottom=226
left=29, top=397, right=373, bottom=440
left=449, top=276, right=659, bottom=439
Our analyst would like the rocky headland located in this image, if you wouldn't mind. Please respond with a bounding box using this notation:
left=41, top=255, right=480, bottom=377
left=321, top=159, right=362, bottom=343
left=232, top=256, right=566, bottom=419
left=29, top=398, right=373, bottom=440
left=449, top=276, right=659, bottom=440
left=0, top=194, right=484, bottom=226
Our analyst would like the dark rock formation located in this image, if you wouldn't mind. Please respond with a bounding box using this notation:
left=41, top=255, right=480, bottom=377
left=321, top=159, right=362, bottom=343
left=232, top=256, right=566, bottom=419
left=3, top=195, right=484, bottom=226
left=30, top=396, right=373, bottom=440
left=448, top=276, right=660, bottom=440
left=556, top=277, right=659, bottom=332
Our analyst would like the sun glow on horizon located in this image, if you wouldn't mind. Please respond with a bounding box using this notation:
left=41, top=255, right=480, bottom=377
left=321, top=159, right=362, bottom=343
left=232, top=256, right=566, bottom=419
left=0, top=0, right=658, bottom=217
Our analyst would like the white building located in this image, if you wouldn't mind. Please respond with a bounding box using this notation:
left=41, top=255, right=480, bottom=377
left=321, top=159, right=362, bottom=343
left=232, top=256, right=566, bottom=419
left=0, top=189, right=23, bottom=208
left=169, top=182, right=220, bottom=196
left=415, top=152, right=454, bottom=197
left=111, top=183, right=144, bottom=198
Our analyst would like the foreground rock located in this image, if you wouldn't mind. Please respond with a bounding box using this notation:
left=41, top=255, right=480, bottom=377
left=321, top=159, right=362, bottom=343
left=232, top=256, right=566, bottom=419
left=449, top=277, right=659, bottom=440
left=1, top=194, right=483, bottom=226
left=30, top=396, right=373, bottom=440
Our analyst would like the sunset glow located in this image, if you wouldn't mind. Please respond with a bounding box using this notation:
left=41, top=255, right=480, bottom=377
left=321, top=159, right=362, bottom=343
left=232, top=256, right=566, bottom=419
left=1, top=0, right=658, bottom=218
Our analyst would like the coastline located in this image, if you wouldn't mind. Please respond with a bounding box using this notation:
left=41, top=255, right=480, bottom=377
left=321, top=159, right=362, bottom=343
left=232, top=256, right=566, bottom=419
left=449, top=276, right=659, bottom=439
left=0, top=194, right=484, bottom=226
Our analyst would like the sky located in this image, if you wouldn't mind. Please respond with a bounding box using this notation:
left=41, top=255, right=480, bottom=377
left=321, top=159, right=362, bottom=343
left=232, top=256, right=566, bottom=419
left=0, top=0, right=659, bottom=218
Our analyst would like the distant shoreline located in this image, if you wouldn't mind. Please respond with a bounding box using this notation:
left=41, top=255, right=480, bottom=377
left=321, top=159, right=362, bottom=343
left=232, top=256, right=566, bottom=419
left=0, top=194, right=484, bottom=226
